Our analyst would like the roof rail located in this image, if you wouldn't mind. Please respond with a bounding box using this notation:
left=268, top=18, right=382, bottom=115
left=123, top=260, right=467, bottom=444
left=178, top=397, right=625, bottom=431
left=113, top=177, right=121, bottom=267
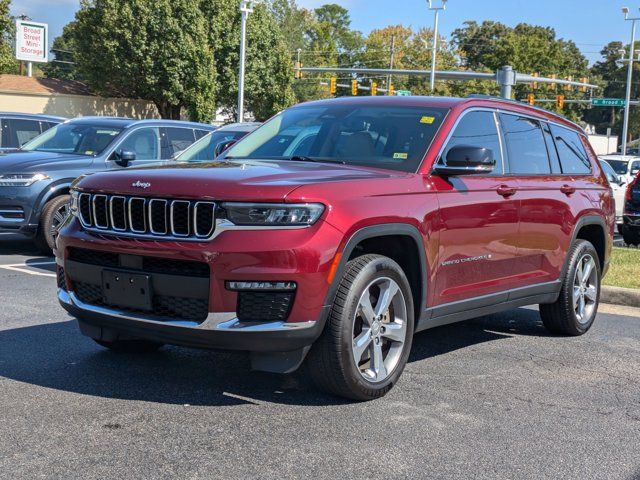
left=466, top=93, right=564, bottom=117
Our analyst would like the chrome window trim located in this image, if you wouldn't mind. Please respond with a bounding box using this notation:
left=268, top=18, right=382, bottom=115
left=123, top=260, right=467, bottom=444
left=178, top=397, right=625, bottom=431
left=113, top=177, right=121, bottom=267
left=109, top=196, right=127, bottom=232
left=92, top=194, right=109, bottom=229
left=148, top=198, right=168, bottom=235
left=193, top=201, right=216, bottom=238
left=170, top=200, right=191, bottom=237
left=128, top=197, right=147, bottom=233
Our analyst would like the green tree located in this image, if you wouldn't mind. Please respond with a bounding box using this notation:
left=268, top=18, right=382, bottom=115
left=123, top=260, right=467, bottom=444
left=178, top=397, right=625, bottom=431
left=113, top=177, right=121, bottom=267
left=73, top=0, right=216, bottom=121
left=42, top=21, right=79, bottom=80
left=0, top=0, right=18, bottom=74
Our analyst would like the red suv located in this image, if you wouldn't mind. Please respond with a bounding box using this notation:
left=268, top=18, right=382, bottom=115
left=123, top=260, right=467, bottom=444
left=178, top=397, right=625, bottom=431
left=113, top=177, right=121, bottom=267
left=56, top=97, right=614, bottom=400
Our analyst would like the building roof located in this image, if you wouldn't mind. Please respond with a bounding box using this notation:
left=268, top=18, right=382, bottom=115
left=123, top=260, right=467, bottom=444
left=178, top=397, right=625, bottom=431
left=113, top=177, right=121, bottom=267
left=0, top=74, right=93, bottom=96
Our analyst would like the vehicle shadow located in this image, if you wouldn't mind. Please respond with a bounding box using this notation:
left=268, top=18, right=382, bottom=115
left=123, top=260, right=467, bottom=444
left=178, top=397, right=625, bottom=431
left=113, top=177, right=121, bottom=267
left=0, top=234, right=47, bottom=257
left=0, top=308, right=545, bottom=407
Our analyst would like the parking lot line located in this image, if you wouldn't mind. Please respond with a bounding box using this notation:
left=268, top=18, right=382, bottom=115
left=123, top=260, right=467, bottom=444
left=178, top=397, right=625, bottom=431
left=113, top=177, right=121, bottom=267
left=0, top=261, right=56, bottom=277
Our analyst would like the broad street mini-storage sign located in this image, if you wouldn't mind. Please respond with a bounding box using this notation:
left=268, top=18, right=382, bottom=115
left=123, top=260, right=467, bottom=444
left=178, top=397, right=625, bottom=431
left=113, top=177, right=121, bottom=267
left=15, top=20, right=48, bottom=63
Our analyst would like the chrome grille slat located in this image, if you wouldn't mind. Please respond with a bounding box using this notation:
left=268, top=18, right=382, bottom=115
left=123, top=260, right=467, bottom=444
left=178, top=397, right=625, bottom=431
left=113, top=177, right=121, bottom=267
left=77, top=193, right=215, bottom=241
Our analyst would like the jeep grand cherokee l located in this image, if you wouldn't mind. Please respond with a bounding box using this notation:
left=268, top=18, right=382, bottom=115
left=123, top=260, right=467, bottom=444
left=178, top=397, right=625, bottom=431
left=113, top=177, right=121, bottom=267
left=55, top=97, right=614, bottom=400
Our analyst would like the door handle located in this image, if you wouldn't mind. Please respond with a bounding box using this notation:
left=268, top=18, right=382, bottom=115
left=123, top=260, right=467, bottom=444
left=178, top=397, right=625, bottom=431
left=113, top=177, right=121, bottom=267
left=560, top=184, right=576, bottom=196
left=497, top=185, right=517, bottom=198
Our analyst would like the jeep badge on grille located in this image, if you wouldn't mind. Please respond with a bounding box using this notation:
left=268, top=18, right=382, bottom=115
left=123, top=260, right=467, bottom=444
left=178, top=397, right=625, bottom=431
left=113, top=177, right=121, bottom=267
left=131, top=180, right=151, bottom=189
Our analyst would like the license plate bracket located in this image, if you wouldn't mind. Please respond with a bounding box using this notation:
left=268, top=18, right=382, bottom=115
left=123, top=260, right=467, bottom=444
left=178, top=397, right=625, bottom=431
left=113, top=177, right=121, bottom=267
left=102, top=269, right=152, bottom=311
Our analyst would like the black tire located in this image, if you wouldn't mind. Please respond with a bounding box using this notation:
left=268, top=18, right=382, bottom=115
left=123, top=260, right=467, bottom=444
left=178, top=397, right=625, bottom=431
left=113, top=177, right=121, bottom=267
left=306, top=254, right=414, bottom=401
left=622, top=226, right=640, bottom=246
left=33, top=194, right=71, bottom=255
left=539, top=239, right=601, bottom=336
left=94, top=339, right=164, bottom=353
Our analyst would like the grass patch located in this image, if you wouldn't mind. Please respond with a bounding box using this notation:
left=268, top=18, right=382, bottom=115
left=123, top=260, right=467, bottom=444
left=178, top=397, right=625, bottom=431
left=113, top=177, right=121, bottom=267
left=603, top=247, right=640, bottom=290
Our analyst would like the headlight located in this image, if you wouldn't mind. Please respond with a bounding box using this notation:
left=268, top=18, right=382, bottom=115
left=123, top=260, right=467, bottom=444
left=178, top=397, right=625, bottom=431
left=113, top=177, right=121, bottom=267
left=70, top=189, right=79, bottom=217
left=221, top=202, right=325, bottom=226
left=0, top=173, right=50, bottom=187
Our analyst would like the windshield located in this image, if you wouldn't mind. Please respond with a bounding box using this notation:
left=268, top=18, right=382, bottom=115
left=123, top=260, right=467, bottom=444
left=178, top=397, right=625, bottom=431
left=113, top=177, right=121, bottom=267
left=21, top=123, right=123, bottom=156
left=223, top=104, right=448, bottom=172
left=605, top=159, right=630, bottom=175
left=176, top=130, right=249, bottom=162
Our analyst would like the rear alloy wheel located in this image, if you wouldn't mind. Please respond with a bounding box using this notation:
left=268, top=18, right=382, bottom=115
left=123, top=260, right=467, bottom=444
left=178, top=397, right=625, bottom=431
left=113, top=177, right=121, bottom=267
left=540, top=239, right=600, bottom=336
left=34, top=194, right=71, bottom=255
left=307, top=254, right=414, bottom=401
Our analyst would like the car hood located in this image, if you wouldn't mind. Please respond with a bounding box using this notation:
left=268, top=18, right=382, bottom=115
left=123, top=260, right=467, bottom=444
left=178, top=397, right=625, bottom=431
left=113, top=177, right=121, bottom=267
left=76, top=159, right=399, bottom=201
left=0, top=151, right=94, bottom=172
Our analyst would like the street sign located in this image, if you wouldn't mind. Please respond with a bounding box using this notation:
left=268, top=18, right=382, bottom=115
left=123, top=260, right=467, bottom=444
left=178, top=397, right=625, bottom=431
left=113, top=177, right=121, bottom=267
left=591, top=98, right=625, bottom=107
left=15, top=20, right=48, bottom=63
left=395, top=89, right=411, bottom=96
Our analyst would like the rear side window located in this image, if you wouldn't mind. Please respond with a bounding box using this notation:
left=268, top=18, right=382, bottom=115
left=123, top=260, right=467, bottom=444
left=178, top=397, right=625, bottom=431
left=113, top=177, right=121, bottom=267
left=550, top=125, right=591, bottom=174
left=499, top=114, right=551, bottom=175
left=194, top=129, right=210, bottom=140
left=162, top=127, right=196, bottom=159
left=442, top=111, right=504, bottom=175
left=2, top=119, right=42, bottom=148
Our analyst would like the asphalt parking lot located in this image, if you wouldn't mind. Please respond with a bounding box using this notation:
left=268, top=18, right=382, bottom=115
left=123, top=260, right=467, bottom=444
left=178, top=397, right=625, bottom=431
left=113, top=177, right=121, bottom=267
left=1, top=232, right=639, bottom=479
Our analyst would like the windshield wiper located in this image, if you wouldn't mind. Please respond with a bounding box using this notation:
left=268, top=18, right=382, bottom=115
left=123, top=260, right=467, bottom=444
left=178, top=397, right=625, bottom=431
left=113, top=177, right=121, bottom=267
left=288, top=155, right=346, bottom=165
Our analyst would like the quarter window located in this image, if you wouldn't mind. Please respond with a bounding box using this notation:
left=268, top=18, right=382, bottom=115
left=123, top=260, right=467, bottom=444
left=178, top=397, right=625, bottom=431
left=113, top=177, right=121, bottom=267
left=499, top=114, right=551, bottom=175
left=550, top=125, right=591, bottom=174
left=442, top=111, right=504, bottom=175
left=162, top=127, right=196, bottom=159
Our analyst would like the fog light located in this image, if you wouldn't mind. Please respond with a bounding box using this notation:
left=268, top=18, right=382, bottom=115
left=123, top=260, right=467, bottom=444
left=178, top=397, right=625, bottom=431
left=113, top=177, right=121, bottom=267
left=226, top=281, right=297, bottom=292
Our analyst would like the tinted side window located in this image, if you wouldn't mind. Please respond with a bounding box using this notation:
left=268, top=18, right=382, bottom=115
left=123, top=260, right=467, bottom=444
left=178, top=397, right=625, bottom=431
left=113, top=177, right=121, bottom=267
left=630, top=160, right=640, bottom=176
left=550, top=125, right=591, bottom=174
left=118, top=128, right=160, bottom=161
left=2, top=119, right=42, bottom=148
left=499, top=114, right=551, bottom=175
left=162, top=127, right=195, bottom=159
left=442, top=111, right=503, bottom=175
left=41, top=121, right=59, bottom=132
left=194, top=129, right=210, bottom=140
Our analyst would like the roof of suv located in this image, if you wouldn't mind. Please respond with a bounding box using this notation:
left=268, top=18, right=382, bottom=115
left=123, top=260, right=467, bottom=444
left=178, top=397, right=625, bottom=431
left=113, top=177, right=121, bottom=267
left=0, top=112, right=66, bottom=122
left=293, top=95, right=583, bottom=133
left=62, top=116, right=216, bottom=130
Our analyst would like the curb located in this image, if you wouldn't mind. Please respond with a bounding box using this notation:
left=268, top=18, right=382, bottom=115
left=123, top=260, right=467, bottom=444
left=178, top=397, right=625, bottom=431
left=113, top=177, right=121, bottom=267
left=601, top=286, right=640, bottom=309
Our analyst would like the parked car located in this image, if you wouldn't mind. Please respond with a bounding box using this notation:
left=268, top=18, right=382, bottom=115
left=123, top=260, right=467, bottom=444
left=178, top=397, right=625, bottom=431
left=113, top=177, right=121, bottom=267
left=600, top=159, right=626, bottom=232
left=56, top=97, right=614, bottom=400
left=0, top=117, right=215, bottom=252
left=598, top=154, right=640, bottom=185
left=0, top=112, right=65, bottom=152
left=174, top=122, right=261, bottom=162
left=622, top=171, right=640, bottom=245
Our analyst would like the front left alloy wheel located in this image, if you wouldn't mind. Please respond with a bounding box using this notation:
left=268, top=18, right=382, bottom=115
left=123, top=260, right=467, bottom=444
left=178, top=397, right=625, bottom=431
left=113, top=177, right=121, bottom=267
left=307, top=254, right=414, bottom=401
left=34, top=194, right=71, bottom=255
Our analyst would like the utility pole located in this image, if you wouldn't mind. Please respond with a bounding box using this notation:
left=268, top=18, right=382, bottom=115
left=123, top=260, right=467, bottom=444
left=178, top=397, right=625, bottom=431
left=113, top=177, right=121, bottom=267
left=237, top=0, right=257, bottom=123
left=387, top=34, right=396, bottom=91
left=622, top=7, right=640, bottom=156
left=427, top=0, right=447, bottom=92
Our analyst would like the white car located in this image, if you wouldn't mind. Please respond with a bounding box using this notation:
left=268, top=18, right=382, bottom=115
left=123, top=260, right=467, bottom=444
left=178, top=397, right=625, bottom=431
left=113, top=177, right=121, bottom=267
left=600, top=159, right=626, bottom=232
left=599, top=154, right=640, bottom=185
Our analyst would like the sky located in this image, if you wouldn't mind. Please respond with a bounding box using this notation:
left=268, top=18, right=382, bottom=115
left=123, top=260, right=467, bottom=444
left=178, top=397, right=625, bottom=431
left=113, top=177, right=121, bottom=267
left=9, top=0, right=638, bottom=65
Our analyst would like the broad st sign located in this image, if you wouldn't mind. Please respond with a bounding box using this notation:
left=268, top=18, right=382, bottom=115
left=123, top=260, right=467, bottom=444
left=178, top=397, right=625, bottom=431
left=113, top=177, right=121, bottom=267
left=16, top=20, right=48, bottom=63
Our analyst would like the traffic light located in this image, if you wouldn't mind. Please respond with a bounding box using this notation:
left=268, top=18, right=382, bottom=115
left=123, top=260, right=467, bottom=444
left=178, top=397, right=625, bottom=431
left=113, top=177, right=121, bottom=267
left=556, top=94, right=565, bottom=109
left=329, top=77, right=337, bottom=95
left=351, top=79, right=358, bottom=96
left=371, top=81, right=377, bottom=96
left=532, top=72, right=539, bottom=90
left=564, top=76, right=573, bottom=91
left=527, top=94, right=535, bottom=106
left=388, top=84, right=395, bottom=96
left=550, top=74, right=557, bottom=91
left=580, top=77, right=588, bottom=93
left=294, top=61, right=302, bottom=79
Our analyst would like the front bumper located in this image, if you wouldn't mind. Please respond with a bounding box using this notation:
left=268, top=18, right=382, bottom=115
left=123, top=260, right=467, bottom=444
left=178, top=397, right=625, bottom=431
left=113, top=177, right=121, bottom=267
left=59, top=289, right=326, bottom=352
left=0, top=185, right=40, bottom=235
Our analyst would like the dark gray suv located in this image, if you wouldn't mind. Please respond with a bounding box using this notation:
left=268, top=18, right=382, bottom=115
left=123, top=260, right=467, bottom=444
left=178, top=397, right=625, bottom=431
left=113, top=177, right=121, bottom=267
left=0, top=117, right=214, bottom=252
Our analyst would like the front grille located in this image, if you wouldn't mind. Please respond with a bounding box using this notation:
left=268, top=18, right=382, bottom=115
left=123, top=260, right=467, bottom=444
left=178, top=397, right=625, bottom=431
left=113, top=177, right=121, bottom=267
left=68, top=247, right=209, bottom=278
left=78, top=193, right=216, bottom=240
left=73, top=281, right=209, bottom=321
left=237, top=291, right=294, bottom=322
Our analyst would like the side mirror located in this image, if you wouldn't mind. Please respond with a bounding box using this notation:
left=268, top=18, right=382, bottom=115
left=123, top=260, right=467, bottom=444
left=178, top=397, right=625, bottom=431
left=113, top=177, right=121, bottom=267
left=115, top=149, right=136, bottom=167
left=434, top=145, right=496, bottom=176
left=214, top=139, right=237, bottom=158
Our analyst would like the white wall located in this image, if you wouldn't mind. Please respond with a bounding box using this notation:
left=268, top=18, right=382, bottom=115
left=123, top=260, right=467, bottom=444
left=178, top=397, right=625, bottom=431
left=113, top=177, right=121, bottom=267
left=588, top=134, right=618, bottom=156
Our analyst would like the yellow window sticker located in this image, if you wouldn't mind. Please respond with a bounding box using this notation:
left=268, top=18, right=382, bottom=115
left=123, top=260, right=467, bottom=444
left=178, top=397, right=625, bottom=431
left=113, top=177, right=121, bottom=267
left=393, top=152, right=408, bottom=159
left=420, top=116, right=435, bottom=124
left=85, top=151, right=94, bottom=155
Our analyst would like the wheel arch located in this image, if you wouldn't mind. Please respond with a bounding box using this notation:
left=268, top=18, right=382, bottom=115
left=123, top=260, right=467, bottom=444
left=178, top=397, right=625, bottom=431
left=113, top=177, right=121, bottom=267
left=322, top=223, right=428, bottom=326
left=564, top=215, right=608, bottom=279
